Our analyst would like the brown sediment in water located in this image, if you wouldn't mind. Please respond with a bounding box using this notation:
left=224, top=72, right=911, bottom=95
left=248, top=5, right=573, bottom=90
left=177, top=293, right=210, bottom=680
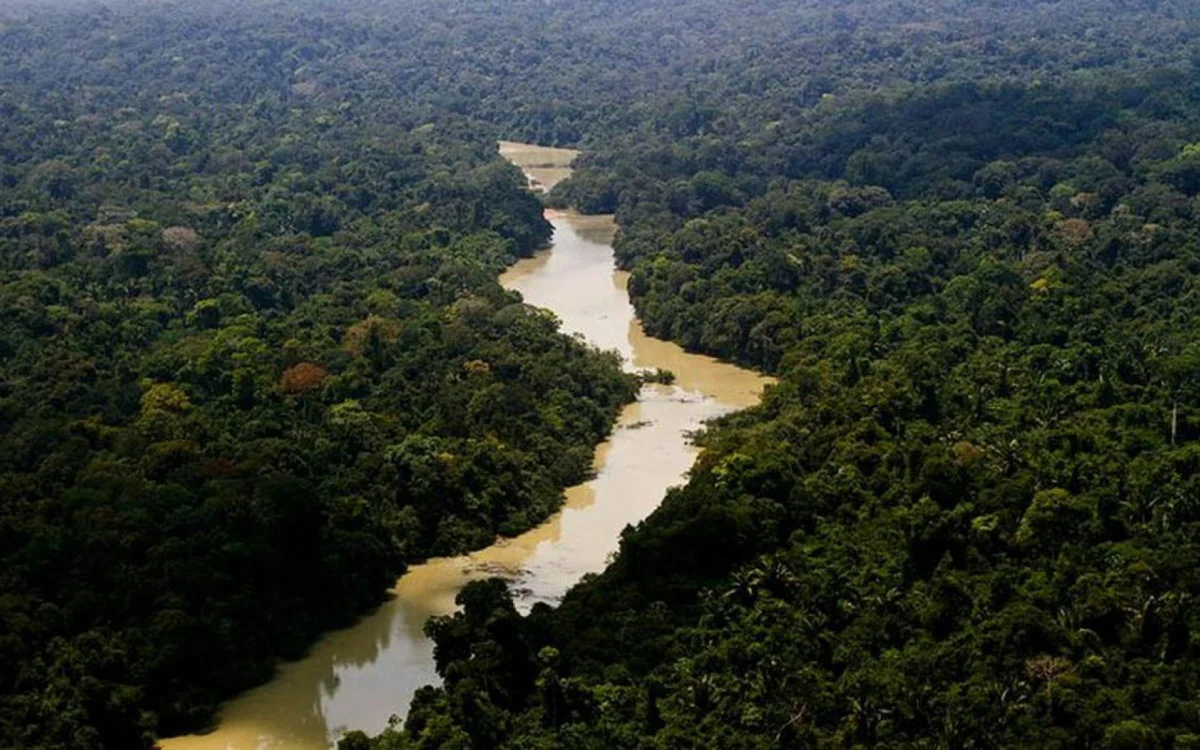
left=498, top=140, right=578, bottom=192
left=157, top=144, right=771, bottom=750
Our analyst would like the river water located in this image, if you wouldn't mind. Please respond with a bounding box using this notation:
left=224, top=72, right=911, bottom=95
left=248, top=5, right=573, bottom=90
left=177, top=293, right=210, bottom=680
left=158, top=143, right=769, bottom=749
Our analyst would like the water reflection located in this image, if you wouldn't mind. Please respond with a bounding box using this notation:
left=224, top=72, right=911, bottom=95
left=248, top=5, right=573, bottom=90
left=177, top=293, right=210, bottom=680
left=157, top=149, right=769, bottom=750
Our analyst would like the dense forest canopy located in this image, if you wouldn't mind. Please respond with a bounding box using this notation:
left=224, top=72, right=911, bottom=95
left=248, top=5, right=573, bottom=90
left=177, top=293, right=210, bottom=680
left=3, top=0, right=1200, bottom=747
left=0, top=2, right=646, bottom=747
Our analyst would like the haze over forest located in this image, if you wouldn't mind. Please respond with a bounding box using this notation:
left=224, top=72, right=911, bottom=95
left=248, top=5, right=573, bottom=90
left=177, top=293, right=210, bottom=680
left=3, top=0, right=1200, bottom=748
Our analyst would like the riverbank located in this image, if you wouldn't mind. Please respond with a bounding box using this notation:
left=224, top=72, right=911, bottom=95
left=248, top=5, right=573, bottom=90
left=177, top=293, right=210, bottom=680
left=157, top=142, right=769, bottom=749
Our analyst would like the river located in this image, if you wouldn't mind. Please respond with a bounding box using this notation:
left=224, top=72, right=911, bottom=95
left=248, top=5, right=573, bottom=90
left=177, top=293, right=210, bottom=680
left=158, top=142, right=769, bottom=749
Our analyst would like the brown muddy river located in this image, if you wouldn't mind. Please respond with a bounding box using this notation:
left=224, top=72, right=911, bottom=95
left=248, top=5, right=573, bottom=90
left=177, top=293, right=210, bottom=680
left=158, top=143, right=769, bottom=749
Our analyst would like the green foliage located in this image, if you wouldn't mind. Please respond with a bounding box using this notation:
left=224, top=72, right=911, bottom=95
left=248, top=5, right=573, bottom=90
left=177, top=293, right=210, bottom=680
left=0, top=5, right=640, bottom=746
left=7, top=0, right=1200, bottom=747
left=348, top=2, right=1200, bottom=749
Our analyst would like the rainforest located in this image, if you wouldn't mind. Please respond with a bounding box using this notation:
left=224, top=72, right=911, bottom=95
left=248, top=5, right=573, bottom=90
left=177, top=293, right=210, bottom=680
left=2, top=0, right=1200, bottom=748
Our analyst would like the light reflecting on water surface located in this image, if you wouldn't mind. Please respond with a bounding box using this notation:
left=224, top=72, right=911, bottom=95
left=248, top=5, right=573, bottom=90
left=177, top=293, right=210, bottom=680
left=158, top=145, right=768, bottom=750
